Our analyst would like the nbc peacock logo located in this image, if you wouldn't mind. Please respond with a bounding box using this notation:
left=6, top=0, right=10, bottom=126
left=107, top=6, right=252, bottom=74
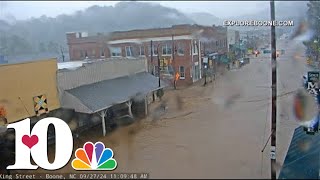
left=71, top=142, right=117, bottom=170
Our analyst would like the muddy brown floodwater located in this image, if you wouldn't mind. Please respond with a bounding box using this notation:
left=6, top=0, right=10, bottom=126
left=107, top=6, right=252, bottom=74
left=14, top=40, right=310, bottom=179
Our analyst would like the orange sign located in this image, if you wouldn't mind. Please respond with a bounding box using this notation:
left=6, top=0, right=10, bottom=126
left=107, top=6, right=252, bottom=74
left=175, top=72, right=180, bottom=80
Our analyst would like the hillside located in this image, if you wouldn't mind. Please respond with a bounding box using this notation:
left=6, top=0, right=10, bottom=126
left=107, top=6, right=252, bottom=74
left=0, top=2, right=195, bottom=56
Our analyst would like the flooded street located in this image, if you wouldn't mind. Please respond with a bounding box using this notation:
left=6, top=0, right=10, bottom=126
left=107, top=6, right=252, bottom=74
left=1, top=1, right=317, bottom=179
left=30, top=40, right=307, bottom=178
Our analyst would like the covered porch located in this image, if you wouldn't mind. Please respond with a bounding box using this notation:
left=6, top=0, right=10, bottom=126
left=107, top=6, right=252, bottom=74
left=61, top=71, right=167, bottom=136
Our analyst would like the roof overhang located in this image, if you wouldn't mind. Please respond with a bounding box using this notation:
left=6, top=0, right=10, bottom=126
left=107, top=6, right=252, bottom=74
left=61, top=72, right=167, bottom=114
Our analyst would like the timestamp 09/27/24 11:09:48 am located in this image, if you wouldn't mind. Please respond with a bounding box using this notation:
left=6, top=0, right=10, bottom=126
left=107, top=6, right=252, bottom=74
left=0, top=173, right=150, bottom=179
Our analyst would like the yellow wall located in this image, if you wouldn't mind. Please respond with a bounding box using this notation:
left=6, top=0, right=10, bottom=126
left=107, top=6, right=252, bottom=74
left=0, top=59, right=60, bottom=123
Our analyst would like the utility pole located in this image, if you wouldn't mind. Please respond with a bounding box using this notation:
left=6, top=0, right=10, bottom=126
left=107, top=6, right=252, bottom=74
left=270, top=0, right=277, bottom=179
left=151, top=40, right=153, bottom=75
left=172, top=34, right=177, bottom=89
left=203, top=43, right=207, bottom=86
left=151, top=40, right=156, bottom=102
left=157, top=43, right=161, bottom=87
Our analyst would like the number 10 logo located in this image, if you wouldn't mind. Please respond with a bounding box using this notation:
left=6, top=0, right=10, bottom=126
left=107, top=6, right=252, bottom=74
left=6, top=118, right=73, bottom=170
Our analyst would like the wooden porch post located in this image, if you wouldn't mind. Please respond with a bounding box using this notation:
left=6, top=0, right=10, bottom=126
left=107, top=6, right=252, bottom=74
left=126, top=100, right=133, bottom=118
left=99, top=110, right=107, bottom=136
left=145, top=95, right=148, bottom=116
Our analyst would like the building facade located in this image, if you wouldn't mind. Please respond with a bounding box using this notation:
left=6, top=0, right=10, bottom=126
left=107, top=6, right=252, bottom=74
left=0, top=59, right=61, bottom=123
left=66, top=24, right=228, bottom=86
left=227, top=29, right=240, bottom=52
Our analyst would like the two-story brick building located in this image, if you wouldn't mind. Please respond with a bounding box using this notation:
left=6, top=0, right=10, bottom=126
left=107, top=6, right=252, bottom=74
left=66, top=24, right=228, bottom=86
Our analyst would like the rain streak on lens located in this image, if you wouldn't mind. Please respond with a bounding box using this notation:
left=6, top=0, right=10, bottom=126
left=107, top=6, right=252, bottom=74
left=293, top=89, right=318, bottom=124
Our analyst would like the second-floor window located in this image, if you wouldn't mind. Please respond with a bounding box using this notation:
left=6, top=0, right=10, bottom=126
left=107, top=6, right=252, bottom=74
left=152, top=45, right=158, bottom=56
left=162, top=44, right=172, bottom=56
left=101, top=48, right=105, bottom=57
left=125, top=46, right=133, bottom=57
left=110, top=47, right=121, bottom=57
left=192, top=41, right=198, bottom=55
left=177, top=43, right=185, bottom=56
left=139, top=46, right=145, bottom=56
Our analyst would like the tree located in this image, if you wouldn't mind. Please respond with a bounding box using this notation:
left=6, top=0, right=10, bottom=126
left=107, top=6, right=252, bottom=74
left=2, top=35, right=34, bottom=55
left=305, top=1, right=320, bottom=61
left=307, top=1, right=320, bottom=34
left=38, top=42, right=47, bottom=52
left=47, top=41, right=59, bottom=53
left=227, top=51, right=235, bottom=61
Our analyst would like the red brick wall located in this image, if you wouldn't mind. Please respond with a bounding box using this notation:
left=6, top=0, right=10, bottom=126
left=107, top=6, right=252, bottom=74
left=67, top=33, right=107, bottom=61
left=66, top=27, right=228, bottom=86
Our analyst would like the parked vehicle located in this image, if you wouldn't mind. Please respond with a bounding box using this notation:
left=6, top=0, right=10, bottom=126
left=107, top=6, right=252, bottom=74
left=239, top=59, right=245, bottom=67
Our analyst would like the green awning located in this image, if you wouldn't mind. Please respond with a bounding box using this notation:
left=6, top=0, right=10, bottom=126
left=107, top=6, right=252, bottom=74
left=219, top=56, right=230, bottom=64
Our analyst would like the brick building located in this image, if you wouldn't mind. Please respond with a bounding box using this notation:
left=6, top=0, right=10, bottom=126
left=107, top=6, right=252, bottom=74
left=227, top=29, right=240, bottom=52
left=66, top=24, right=228, bottom=86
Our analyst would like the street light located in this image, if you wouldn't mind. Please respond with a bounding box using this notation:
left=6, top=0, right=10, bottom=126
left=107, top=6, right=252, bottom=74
left=203, top=64, right=208, bottom=86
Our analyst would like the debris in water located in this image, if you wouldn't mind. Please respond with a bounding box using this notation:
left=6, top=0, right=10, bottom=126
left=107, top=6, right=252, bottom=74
left=224, top=93, right=241, bottom=108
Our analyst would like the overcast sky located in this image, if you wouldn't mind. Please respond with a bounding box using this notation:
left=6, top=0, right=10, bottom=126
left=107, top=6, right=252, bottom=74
left=0, top=1, right=269, bottom=21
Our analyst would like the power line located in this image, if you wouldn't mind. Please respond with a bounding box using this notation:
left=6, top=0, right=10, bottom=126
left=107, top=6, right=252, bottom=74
left=234, top=89, right=298, bottom=104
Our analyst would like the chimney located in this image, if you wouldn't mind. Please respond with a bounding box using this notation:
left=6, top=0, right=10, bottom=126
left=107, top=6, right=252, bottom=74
left=66, top=32, right=77, bottom=45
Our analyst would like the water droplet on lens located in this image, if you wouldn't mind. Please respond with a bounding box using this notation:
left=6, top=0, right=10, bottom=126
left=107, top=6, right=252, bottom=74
left=293, top=89, right=318, bottom=123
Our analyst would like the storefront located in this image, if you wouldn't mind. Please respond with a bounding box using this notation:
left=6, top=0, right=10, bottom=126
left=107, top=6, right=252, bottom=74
left=192, top=62, right=201, bottom=82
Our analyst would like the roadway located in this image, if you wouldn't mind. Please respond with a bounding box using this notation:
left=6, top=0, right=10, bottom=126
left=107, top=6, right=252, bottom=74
left=37, top=39, right=310, bottom=178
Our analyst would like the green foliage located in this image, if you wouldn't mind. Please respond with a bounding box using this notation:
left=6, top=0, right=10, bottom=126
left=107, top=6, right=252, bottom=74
left=0, top=2, right=194, bottom=57
left=227, top=52, right=235, bottom=60
left=47, top=41, right=59, bottom=53
left=0, top=33, right=33, bottom=55
left=307, top=1, right=320, bottom=31
left=38, top=42, right=47, bottom=52
left=304, top=1, right=320, bottom=54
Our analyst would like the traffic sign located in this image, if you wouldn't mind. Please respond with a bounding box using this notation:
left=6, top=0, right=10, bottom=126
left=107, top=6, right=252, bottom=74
left=307, top=71, right=319, bottom=83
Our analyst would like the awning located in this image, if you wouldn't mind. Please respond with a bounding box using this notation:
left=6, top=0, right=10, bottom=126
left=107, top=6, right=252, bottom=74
left=208, top=53, right=219, bottom=57
left=219, top=56, right=230, bottom=64
left=61, top=72, right=167, bottom=114
left=278, top=126, right=320, bottom=179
